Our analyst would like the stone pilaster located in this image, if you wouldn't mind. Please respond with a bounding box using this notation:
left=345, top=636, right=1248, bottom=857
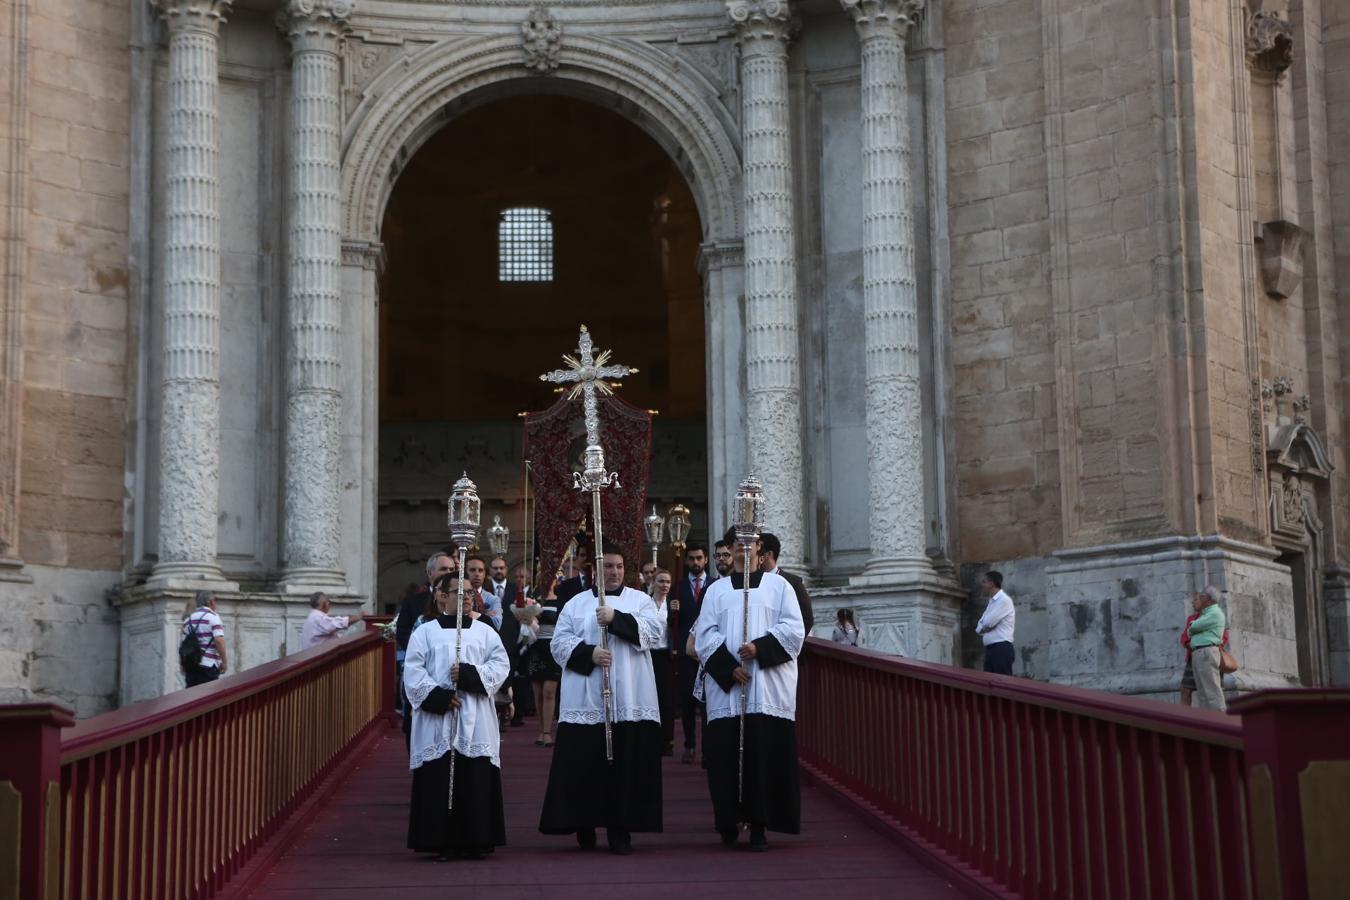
left=277, top=0, right=352, bottom=592
left=149, top=0, right=234, bottom=589
left=726, top=1, right=806, bottom=569
left=841, top=0, right=936, bottom=584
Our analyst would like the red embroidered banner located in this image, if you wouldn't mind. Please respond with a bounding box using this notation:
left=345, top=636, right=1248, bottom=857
left=523, top=393, right=652, bottom=590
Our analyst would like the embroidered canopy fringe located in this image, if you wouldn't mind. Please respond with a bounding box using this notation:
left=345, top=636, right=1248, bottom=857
left=523, top=392, right=652, bottom=587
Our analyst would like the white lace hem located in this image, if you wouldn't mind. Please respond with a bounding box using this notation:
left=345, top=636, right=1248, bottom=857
left=559, top=706, right=660, bottom=725
left=408, top=735, right=501, bottom=770
left=706, top=701, right=796, bottom=723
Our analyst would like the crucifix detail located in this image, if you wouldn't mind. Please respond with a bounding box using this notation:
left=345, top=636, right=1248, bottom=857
left=539, top=325, right=638, bottom=491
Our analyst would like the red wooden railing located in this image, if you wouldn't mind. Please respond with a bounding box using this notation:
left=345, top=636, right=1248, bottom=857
left=1, top=619, right=397, bottom=900
left=798, top=638, right=1350, bottom=900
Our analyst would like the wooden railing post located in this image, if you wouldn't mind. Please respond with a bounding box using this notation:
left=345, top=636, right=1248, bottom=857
left=1231, top=689, right=1350, bottom=900
left=364, top=616, right=399, bottom=726
left=0, top=703, right=74, bottom=900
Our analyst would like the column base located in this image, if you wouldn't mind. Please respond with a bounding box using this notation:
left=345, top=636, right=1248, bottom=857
left=851, top=554, right=946, bottom=588
left=814, top=575, right=965, bottom=664
left=274, top=567, right=350, bottom=596
left=0, top=556, right=33, bottom=583
left=145, top=561, right=238, bottom=593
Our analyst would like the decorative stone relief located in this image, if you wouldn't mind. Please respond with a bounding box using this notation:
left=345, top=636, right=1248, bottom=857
left=521, top=7, right=563, bottom=74
left=1265, top=419, right=1332, bottom=545
left=278, top=0, right=352, bottom=589
left=1251, top=377, right=1268, bottom=473
left=151, top=0, right=233, bottom=584
left=726, top=1, right=806, bottom=568
left=1245, top=10, right=1294, bottom=75
left=1255, top=219, right=1304, bottom=299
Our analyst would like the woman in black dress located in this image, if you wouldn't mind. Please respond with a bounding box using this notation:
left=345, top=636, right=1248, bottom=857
left=527, top=580, right=563, bottom=747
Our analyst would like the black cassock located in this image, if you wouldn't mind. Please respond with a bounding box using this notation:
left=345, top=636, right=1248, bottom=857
left=405, top=618, right=508, bottom=856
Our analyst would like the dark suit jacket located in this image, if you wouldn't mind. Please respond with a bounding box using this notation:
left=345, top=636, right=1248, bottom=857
left=776, top=569, right=815, bottom=636
left=395, top=587, right=432, bottom=651
left=672, top=572, right=714, bottom=658
left=555, top=573, right=594, bottom=603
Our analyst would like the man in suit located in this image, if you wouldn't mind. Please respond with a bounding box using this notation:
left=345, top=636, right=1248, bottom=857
left=672, top=542, right=713, bottom=763
left=758, top=532, right=814, bottom=636
left=555, top=543, right=595, bottom=604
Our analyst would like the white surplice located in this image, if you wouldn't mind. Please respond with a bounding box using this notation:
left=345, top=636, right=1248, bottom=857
left=403, top=616, right=510, bottom=770
left=694, top=571, right=804, bottom=723
left=551, top=586, right=664, bottom=725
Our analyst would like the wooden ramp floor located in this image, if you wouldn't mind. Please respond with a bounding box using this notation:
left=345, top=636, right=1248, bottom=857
left=245, top=719, right=968, bottom=899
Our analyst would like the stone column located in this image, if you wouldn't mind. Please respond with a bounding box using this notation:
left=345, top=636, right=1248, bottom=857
left=149, top=0, right=233, bottom=588
left=726, top=1, right=807, bottom=568
left=277, top=1, right=352, bottom=592
left=842, top=0, right=936, bottom=583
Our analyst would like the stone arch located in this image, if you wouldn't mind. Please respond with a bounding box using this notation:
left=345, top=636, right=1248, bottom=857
left=340, top=33, right=743, bottom=245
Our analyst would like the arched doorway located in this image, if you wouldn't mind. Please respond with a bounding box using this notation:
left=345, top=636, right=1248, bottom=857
left=374, top=94, right=710, bottom=605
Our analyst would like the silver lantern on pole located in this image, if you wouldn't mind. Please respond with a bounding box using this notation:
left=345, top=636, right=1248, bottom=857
left=445, top=472, right=481, bottom=811
left=644, top=505, right=665, bottom=574
left=731, top=475, right=765, bottom=803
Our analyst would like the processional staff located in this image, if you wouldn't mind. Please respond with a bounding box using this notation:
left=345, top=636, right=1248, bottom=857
left=732, top=475, right=766, bottom=804
left=539, top=325, right=638, bottom=762
left=446, top=473, right=481, bottom=811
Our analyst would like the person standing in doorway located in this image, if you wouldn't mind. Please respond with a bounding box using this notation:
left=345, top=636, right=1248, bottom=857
left=975, top=571, right=1015, bottom=675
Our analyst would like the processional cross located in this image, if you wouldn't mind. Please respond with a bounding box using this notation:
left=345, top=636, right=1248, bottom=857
left=539, top=325, right=637, bottom=760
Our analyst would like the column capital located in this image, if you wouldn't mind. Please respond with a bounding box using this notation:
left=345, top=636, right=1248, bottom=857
left=840, top=0, right=924, bottom=41
left=277, top=0, right=353, bottom=53
left=726, top=1, right=797, bottom=46
left=152, top=0, right=232, bottom=34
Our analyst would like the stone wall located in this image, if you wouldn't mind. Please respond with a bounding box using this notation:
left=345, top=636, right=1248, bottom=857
left=0, top=0, right=132, bottom=715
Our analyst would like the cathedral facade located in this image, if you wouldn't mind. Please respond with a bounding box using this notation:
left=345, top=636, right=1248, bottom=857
left=1, top=0, right=1347, bottom=715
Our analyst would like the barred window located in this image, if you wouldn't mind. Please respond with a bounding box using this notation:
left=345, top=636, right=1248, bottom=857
left=498, top=207, right=554, bottom=282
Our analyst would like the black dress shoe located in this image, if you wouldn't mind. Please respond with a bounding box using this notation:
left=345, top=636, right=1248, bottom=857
left=749, top=826, right=768, bottom=852
left=719, top=827, right=738, bottom=846
left=576, top=828, right=597, bottom=850
left=607, top=829, right=633, bottom=855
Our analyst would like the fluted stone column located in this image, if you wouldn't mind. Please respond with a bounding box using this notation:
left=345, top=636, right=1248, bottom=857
left=277, top=0, right=352, bottom=592
left=726, top=1, right=807, bottom=569
left=843, top=0, right=936, bottom=584
left=150, top=0, right=233, bottom=588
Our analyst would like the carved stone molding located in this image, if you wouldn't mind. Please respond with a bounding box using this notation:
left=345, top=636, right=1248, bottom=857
left=1255, top=219, right=1303, bottom=300
left=1245, top=10, right=1293, bottom=75
left=726, top=0, right=796, bottom=45
left=696, top=240, right=743, bottom=275
left=341, top=239, right=385, bottom=273
left=152, top=0, right=231, bottom=28
left=521, top=7, right=563, bottom=74
left=840, top=0, right=924, bottom=39
left=277, top=0, right=353, bottom=55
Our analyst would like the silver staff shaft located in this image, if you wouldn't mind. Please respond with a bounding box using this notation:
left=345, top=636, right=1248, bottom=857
left=448, top=546, right=468, bottom=812
left=592, top=487, right=614, bottom=762
left=739, top=543, right=751, bottom=805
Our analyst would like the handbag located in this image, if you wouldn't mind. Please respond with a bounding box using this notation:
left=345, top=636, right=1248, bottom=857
left=1219, top=648, right=1239, bottom=675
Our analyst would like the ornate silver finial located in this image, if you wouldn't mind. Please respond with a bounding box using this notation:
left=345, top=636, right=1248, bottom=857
left=447, top=473, right=481, bottom=550
left=539, top=325, right=637, bottom=492
left=732, top=475, right=767, bottom=548
left=521, top=7, right=562, bottom=74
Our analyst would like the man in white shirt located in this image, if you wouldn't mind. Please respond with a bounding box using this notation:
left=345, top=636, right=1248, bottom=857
left=975, top=571, right=1015, bottom=675
left=302, top=592, right=363, bottom=649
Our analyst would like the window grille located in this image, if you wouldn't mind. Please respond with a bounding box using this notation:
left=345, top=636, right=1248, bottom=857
left=498, top=207, right=553, bottom=282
